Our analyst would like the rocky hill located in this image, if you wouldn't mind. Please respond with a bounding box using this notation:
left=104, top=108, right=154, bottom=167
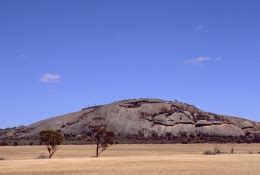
left=1, top=98, right=260, bottom=145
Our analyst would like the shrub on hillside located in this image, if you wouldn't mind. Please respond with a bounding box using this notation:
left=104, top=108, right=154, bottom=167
left=0, top=141, right=9, bottom=146
left=13, top=142, right=18, bottom=146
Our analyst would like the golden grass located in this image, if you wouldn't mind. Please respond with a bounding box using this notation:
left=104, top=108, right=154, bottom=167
left=0, top=144, right=260, bottom=175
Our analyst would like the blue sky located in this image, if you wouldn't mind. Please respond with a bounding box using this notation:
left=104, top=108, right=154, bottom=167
left=0, top=0, right=260, bottom=128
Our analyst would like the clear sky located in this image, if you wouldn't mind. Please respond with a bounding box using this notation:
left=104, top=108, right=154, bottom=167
left=0, top=0, right=259, bottom=128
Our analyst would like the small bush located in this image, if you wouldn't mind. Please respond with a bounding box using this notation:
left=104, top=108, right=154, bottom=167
left=214, top=147, right=221, bottom=154
left=203, top=147, right=222, bottom=155
left=181, top=140, right=188, bottom=144
left=0, top=157, right=6, bottom=160
left=160, top=107, right=169, bottom=114
left=203, top=150, right=214, bottom=155
left=166, top=132, right=172, bottom=140
left=36, top=154, right=48, bottom=159
left=13, top=142, right=18, bottom=146
left=0, top=141, right=9, bottom=146
left=248, top=151, right=254, bottom=154
left=151, top=131, right=158, bottom=139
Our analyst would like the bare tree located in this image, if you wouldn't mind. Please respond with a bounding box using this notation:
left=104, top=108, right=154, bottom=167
left=39, top=130, right=63, bottom=159
left=87, top=117, right=115, bottom=157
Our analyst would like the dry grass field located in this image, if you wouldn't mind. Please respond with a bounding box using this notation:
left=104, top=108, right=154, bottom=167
left=0, top=144, right=260, bottom=175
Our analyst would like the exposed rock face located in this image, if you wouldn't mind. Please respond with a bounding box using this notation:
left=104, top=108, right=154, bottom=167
left=1, top=98, right=259, bottom=144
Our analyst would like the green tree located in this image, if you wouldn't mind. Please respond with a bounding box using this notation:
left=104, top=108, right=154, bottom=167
left=87, top=117, right=115, bottom=157
left=90, top=125, right=115, bottom=157
left=39, top=130, right=63, bottom=159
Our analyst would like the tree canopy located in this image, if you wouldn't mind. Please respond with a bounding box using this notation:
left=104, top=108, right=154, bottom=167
left=39, top=130, right=63, bottom=159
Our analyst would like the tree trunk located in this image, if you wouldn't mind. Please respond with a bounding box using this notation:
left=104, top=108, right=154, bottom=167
left=49, top=152, right=53, bottom=159
left=96, top=143, right=99, bottom=157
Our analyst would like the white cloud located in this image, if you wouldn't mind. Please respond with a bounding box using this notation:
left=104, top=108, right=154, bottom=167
left=194, top=24, right=205, bottom=31
left=41, top=73, right=62, bottom=83
left=184, top=56, right=221, bottom=64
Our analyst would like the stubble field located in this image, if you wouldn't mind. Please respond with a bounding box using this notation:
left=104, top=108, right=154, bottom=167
left=0, top=144, right=260, bottom=175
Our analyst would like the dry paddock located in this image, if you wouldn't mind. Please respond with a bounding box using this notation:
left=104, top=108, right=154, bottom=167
left=0, top=144, right=260, bottom=175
